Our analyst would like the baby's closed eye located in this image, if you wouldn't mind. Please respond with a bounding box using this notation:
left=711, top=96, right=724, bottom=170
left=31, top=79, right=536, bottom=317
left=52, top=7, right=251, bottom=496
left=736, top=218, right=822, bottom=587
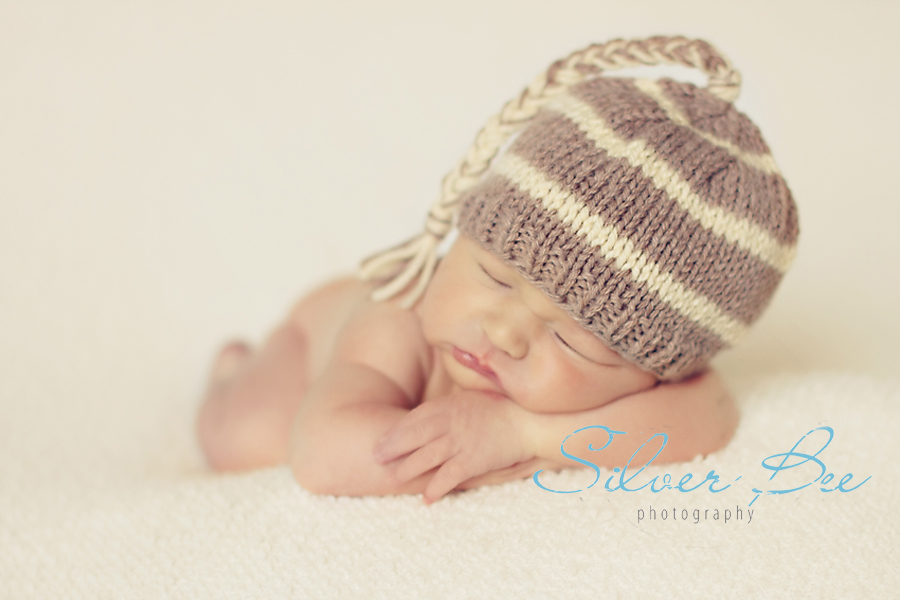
left=553, top=330, right=624, bottom=368
left=479, top=264, right=510, bottom=288
left=553, top=331, right=578, bottom=353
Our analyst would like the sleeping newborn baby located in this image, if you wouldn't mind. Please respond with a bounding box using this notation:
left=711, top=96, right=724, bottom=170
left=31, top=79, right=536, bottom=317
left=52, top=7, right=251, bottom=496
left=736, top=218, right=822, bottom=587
left=196, top=37, right=798, bottom=503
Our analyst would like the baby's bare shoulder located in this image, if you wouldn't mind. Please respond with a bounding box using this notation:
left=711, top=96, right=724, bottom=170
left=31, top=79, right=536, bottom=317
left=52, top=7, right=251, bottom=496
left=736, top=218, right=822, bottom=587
left=289, top=274, right=432, bottom=404
left=329, top=286, right=431, bottom=405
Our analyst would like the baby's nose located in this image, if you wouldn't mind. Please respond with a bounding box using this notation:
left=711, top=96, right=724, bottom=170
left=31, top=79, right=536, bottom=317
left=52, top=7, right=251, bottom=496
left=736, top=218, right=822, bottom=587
left=481, top=305, right=534, bottom=360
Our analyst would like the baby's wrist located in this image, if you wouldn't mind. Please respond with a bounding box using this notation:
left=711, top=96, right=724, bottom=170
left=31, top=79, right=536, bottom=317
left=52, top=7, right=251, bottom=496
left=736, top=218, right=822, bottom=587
left=509, top=402, right=542, bottom=460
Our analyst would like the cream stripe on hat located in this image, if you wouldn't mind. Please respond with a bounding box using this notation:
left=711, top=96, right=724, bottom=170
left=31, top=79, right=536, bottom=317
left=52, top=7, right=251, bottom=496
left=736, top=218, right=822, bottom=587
left=492, top=152, right=750, bottom=346
left=546, top=92, right=796, bottom=273
left=632, top=79, right=782, bottom=175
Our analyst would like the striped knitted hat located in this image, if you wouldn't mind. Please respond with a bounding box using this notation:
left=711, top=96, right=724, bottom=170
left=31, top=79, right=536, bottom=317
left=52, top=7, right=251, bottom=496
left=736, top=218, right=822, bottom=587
left=359, top=37, right=798, bottom=380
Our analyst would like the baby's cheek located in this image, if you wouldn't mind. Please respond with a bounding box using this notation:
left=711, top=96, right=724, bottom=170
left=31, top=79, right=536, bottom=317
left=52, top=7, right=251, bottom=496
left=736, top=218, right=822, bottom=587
left=417, top=297, right=455, bottom=345
left=538, top=357, right=601, bottom=411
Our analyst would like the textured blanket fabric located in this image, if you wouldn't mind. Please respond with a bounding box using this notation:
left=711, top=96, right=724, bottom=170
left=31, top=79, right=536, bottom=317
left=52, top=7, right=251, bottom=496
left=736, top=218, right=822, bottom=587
left=1, top=373, right=896, bottom=598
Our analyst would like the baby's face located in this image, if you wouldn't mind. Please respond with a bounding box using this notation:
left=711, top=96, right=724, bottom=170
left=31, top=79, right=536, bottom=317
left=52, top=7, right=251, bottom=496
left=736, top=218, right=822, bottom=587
left=414, top=234, right=658, bottom=413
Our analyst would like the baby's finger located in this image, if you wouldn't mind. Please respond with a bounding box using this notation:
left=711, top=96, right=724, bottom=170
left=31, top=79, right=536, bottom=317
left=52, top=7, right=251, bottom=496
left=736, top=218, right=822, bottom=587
left=423, top=454, right=483, bottom=504
left=391, top=435, right=456, bottom=484
left=374, top=412, right=449, bottom=464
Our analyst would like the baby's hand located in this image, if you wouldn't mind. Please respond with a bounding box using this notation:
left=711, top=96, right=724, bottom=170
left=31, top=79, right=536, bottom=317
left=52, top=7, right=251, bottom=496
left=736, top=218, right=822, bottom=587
left=373, top=390, right=533, bottom=503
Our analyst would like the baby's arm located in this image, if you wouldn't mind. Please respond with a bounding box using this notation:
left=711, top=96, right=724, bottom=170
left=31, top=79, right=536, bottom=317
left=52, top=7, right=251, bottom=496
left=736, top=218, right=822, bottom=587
left=289, top=303, right=435, bottom=496
left=376, top=370, right=737, bottom=500
left=523, top=370, right=739, bottom=470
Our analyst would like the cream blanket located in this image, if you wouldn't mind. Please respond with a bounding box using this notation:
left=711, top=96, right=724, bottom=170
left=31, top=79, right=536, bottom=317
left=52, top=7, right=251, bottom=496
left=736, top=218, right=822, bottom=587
left=1, top=373, right=896, bottom=598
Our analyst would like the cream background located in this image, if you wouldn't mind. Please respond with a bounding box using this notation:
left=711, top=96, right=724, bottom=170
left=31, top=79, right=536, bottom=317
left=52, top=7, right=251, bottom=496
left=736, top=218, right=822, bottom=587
left=1, top=1, right=898, bottom=598
left=2, top=1, right=897, bottom=383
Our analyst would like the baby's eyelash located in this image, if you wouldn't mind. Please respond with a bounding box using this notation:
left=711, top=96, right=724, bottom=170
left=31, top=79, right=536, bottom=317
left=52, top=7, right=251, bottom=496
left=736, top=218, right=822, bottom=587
left=554, top=332, right=618, bottom=367
left=479, top=265, right=510, bottom=288
left=554, top=331, right=576, bottom=351
left=554, top=332, right=596, bottom=363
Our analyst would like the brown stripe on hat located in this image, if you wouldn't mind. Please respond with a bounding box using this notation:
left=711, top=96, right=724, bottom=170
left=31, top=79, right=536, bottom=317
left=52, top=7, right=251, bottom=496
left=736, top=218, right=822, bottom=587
left=506, top=111, right=784, bottom=325
left=657, top=79, right=770, bottom=154
left=457, top=174, right=727, bottom=378
left=489, top=151, right=751, bottom=344
left=633, top=79, right=784, bottom=175
left=572, top=79, right=798, bottom=247
left=543, top=92, right=795, bottom=274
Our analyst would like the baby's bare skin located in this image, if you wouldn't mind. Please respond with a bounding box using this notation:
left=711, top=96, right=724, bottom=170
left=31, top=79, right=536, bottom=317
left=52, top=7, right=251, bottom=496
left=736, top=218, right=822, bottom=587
left=197, top=234, right=739, bottom=502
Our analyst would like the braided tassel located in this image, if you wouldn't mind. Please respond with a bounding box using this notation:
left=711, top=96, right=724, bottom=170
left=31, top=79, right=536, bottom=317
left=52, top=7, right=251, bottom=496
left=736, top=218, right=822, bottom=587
left=357, top=36, right=741, bottom=308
